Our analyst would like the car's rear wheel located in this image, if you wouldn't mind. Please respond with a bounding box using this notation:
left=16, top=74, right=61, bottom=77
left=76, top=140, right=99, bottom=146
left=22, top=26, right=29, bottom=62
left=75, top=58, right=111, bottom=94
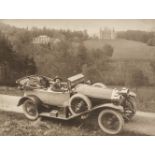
left=98, top=109, right=124, bottom=135
left=22, top=99, right=39, bottom=120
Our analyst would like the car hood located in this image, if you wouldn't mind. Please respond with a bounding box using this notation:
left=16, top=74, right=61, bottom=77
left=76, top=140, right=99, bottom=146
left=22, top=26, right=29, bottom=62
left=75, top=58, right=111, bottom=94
left=74, top=84, right=116, bottom=100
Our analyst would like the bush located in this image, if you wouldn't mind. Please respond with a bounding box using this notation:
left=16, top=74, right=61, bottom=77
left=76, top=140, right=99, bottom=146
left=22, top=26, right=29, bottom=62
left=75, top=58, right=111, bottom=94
left=126, top=68, right=149, bottom=87
left=102, top=44, right=114, bottom=57
left=0, top=31, right=37, bottom=85
left=117, top=30, right=154, bottom=43
left=147, top=37, right=155, bottom=46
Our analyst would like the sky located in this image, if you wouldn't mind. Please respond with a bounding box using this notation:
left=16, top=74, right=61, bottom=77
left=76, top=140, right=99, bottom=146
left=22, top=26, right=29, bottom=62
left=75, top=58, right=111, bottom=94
left=1, top=19, right=155, bottom=36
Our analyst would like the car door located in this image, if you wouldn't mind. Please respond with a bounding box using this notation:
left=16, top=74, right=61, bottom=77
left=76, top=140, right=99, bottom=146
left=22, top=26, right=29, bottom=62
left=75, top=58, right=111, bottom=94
left=25, top=89, right=70, bottom=107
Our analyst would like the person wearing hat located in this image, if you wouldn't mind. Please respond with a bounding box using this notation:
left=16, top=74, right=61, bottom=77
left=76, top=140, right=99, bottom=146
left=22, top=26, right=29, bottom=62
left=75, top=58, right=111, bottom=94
left=40, top=76, right=50, bottom=89
left=52, top=76, right=63, bottom=91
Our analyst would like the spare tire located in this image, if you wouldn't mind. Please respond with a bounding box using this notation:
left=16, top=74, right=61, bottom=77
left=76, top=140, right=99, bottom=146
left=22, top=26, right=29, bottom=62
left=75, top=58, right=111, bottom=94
left=69, top=93, right=92, bottom=115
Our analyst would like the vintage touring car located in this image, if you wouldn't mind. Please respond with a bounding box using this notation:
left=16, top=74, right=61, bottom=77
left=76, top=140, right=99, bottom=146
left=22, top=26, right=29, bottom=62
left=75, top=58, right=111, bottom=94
left=16, top=74, right=136, bottom=135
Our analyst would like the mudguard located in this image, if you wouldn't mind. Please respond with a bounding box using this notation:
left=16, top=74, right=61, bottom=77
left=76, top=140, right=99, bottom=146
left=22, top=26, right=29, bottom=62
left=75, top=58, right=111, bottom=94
left=17, top=95, right=42, bottom=106
left=129, top=92, right=136, bottom=97
left=91, top=103, right=124, bottom=113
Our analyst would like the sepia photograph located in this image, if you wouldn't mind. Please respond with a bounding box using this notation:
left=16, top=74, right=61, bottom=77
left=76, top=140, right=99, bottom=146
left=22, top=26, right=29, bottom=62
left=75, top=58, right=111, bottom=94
left=0, top=19, right=155, bottom=136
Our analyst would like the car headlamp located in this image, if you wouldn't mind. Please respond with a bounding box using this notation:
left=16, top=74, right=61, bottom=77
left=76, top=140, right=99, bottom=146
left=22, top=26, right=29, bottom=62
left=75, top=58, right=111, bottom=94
left=121, top=88, right=129, bottom=95
left=111, top=89, right=121, bottom=104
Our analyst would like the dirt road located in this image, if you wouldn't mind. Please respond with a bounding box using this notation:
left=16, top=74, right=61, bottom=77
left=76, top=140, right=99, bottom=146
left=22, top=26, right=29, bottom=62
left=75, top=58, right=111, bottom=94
left=0, top=94, right=155, bottom=135
left=124, top=111, right=155, bottom=135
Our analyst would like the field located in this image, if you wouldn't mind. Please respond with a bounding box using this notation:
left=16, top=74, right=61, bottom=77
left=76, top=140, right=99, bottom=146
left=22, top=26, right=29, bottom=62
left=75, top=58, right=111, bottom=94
left=84, top=39, right=155, bottom=60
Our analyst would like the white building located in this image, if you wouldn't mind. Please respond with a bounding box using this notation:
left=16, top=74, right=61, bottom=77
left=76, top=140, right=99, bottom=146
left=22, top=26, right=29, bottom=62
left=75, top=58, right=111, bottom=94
left=99, top=27, right=116, bottom=40
left=33, top=35, right=51, bottom=44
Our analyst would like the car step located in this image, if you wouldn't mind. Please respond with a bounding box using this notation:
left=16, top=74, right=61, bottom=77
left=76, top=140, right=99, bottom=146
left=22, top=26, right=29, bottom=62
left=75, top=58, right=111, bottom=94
left=39, top=109, right=69, bottom=120
left=39, top=110, right=84, bottom=120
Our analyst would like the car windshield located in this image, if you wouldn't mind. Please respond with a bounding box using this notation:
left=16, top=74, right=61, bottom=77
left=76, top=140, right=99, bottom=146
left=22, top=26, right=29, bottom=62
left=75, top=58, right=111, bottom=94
left=67, top=74, right=85, bottom=87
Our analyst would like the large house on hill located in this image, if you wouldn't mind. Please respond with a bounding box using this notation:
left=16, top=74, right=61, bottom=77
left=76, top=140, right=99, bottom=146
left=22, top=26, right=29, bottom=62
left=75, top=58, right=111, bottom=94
left=99, top=27, right=116, bottom=40
left=32, top=35, right=51, bottom=44
left=32, top=35, right=61, bottom=45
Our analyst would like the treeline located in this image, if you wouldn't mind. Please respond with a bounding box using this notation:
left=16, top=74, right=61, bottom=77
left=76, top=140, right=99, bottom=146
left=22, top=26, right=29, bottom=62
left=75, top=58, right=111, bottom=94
left=117, top=30, right=155, bottom=46
left=0, top=31, right=37, bottom=85
left=0, top=23, right=114, bottom=85
left=0, top=22, right=89, bottom=43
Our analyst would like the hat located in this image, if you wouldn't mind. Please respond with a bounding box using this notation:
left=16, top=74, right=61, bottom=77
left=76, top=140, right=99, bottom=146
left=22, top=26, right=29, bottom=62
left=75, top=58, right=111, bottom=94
left=53, top=76, right=62, bottom=81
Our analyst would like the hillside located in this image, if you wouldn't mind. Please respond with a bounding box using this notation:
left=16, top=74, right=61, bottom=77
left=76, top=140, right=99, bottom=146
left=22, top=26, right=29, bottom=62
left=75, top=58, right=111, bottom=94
left=0, top=22, right=155, bottom=85
left=84, top=39, right=155, bottom=60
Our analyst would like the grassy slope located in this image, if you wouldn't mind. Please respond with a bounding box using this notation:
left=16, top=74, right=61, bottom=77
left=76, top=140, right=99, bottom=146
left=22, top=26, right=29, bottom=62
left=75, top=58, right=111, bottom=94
left=0, top=110, right=143, bottom=136
left=0, top=110, right=103, bottom=136
left=84, top=39, right=155, bottom=60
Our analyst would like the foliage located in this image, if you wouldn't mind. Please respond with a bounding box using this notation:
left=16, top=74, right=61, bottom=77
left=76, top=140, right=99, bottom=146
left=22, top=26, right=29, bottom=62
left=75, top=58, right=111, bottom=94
left=117, top=30, right=154, bottom=44
left=147, top=37, right=155, bottom=46
left=102, top=44, right=114, bottom=57
left=150, top=60, right=155, bottom=73
left=1, top=22, right=155, bottom=86
left=0, top=31, right=37, bottom=85
left=126, top=68, right=148, bottom=87
left=0, top=31, right=15, bottom=64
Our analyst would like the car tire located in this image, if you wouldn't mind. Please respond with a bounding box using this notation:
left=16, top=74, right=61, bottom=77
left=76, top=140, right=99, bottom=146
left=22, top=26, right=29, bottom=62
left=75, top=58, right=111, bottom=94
left=69, top=93, right=92, bottom=115
left=98, top=109, right=124, bottom=135
left=22, top=99, right=39, bottom=120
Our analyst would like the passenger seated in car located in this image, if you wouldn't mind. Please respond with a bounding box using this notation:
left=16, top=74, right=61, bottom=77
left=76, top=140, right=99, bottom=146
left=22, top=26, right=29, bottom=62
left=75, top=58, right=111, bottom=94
left=24, top=77, right=41, bottom=90
left=40, top=77, right=50, bottom=89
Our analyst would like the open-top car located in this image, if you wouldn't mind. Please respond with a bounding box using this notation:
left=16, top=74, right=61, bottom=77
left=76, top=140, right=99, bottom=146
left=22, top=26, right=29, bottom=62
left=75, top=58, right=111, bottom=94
left=16, top=74, right=136, bottom=135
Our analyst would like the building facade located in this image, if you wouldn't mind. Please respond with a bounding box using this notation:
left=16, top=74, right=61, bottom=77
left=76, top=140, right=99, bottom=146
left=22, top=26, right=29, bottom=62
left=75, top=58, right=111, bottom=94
left=99, top=27, right=116, bottom=40
left=32, top=35, right=51, bottom=44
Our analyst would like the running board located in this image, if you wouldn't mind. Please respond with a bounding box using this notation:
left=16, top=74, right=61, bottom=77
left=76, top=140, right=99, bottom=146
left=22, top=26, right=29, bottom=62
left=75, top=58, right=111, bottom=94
left=39, top=111, right=88, bottom=120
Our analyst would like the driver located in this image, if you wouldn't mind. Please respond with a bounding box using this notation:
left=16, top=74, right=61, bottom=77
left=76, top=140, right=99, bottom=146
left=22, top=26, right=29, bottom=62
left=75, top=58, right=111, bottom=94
left=52, top=76, right=63, bottom=91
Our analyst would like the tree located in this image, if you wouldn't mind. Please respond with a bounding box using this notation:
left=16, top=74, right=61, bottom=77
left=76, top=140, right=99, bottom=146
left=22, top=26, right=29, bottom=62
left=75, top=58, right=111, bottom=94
left=0, top=31, right=15, bottom=64
left=150, top=59, right=155, bottom=73
left=126, top=68, right=148, bottom=87
left=102, top=44, right=114, bottom=57
left=117, top=30, right=154, bottom=44
left=147, top=37, right=155, bottom=46
left=24, top=57, right=37, bottom=75
left=76, top=43, right=88, bottom=66
left=0, top=31, right=38, bottom=84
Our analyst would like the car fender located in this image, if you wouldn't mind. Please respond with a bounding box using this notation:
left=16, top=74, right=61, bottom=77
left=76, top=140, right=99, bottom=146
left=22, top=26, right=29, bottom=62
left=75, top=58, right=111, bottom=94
left=17, top=95, right=42, bottom=106
left=129, top=91, right=136, bottom=98
left=92, top=103, right=124, bottom=113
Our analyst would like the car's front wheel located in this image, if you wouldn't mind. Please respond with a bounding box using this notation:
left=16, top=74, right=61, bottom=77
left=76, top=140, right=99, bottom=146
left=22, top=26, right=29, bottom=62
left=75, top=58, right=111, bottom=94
left=98, top=109, right=124, bottom=135
left=22, top=99, right=39, bottom=120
